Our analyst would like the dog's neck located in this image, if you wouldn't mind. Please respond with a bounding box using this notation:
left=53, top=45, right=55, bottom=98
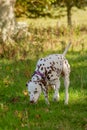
left=31, top=71, right=47, bottom=87
left=32, top=71, right=45, bottom=80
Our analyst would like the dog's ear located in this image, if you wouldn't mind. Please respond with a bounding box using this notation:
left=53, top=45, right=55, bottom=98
left=26, top=80, right=32, bottom=87
left=26, top=83, right=28, bottom=87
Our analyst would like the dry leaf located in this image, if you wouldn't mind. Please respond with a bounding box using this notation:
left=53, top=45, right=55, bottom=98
left=35, top=114, right=41, bottom=119
left=23, top=90, right=28, bottom=96
left=10, top=96, right=20, bottom=103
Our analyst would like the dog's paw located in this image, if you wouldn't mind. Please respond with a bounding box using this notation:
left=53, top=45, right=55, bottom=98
left=45, top=100, right=50, bottom=105
left=53, top=95, right=59, bottom=102
left=64, top=101, right=68, bottom=105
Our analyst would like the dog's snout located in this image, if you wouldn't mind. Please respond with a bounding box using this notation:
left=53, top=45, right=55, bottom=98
left=30, top=100, right=34, bottom=104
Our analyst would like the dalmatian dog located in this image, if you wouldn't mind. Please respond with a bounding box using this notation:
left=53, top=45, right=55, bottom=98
left=26, top=43, right=71, bottom=105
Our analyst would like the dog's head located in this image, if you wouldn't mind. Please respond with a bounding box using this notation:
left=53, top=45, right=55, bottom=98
left=26, top=81, right=42, bottom=104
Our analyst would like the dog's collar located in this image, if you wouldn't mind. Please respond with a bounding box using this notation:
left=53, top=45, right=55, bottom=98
left=32, top=71, right=45, bottom=80
left=31, top=71, right=47, bottom=86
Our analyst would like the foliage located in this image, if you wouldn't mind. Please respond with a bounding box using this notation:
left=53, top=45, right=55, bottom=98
left=52, top=0, right=87, bottom=26
left=15, top=0, right=87, bottom=26
left=0, top=21, right=87, bottom=60
left=15, top=0, right=53, bottom=17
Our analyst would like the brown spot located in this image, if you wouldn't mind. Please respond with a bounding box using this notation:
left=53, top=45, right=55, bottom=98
left=65, top=61, right=66, bottom=64
left=40, top=80, right=47, bottom=86
left=41, top=67, right=43, bottom=70
left=61, top=71, right=65, bottom=77
left=39, top=83, right=42, bottom=87
left=48, top=70, right=51, bottom=74
left=50, top=66, right=55, bottom=71
left=35, top=88, right=37, bottom=91
left=36, top=75, right=39, bottom=80
left=45, top=68, right=48, bottom=76
left=47, top=75, right=50, bottom=80
left=53, top=61, right=55, bottom=65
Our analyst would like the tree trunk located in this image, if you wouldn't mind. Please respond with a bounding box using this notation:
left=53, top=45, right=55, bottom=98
left=0, top=0, right=16, bottom=42
left=67, top=6, right=72, bottom=27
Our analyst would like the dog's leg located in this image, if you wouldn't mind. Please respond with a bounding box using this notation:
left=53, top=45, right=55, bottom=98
left=42, top=87, right=50, bottom=105
left=53, top=79, right=60, bottom=102
left=64, top=75, right=70, bottom=104
left=62, top=59, right=70, bottom=104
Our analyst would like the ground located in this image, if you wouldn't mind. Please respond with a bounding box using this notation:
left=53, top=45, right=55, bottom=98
left=0, top=7, right=87, bottom=130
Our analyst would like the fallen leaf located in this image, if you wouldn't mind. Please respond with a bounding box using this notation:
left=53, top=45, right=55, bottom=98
left=0, top=103, right=9, bottom=111
left=35, top=114, right=41, bottom=119
left=23, top=90, right=28, bottom=96
left=45, top=108, right=50, bottom=112
left=14, top=110, right=23, bottom=119
left=18, top=112, right=23, bottom=119
left=10, top=96, right=20, bottom=103
left=24, top=71, right=31, bottom=78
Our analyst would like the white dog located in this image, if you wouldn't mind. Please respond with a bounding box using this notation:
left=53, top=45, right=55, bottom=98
left=26, top=43, right=71, bottom=105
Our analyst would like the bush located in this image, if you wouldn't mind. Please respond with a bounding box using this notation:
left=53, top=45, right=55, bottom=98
left=0, top=23, right=86, bottom=60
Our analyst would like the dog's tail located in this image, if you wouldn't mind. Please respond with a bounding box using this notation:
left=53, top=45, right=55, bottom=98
left=63, top=42, right=71, bottom=56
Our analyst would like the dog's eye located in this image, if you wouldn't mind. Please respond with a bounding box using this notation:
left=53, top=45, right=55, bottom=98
left=34, top=91, right=37, bottom=94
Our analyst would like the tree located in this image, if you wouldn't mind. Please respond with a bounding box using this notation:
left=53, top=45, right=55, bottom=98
left=52, top=0, right=87, bottom=26
left=15, top=0, right=87, bottom=26
left=0, top=0, right=16, bottom=42
left=16, top=0, right=53, bottom=18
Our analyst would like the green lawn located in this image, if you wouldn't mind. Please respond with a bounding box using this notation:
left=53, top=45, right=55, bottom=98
left=0, top=7, right=87, bottom=130
left=0, top=51, right=87, bottom=130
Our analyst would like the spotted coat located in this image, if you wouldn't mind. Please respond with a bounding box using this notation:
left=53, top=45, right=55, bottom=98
left=29, top=54, right=70, bottom=104
left=27, top=43, right=71, bottom=105
left=32, top=54, right=70, bottom=84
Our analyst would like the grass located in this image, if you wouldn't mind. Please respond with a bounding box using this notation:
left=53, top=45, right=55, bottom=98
left=0, top=51, right=87, bottom=130
left=0, top=7, right=87, bottom=130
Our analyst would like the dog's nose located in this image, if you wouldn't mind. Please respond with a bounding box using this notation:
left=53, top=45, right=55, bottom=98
left=30, top=100, right=34, bottom=104
left=26, top=83, right=28, bottom=87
